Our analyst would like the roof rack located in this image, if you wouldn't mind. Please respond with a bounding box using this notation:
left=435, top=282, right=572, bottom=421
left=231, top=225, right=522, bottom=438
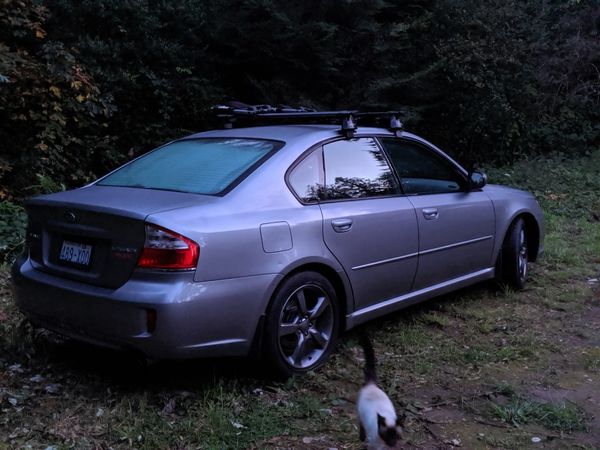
left=212, top=103, right=404, bottom=138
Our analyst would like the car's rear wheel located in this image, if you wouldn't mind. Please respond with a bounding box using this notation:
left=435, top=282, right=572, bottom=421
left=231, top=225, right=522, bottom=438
left=263, top=271, right=339, bottom=378
left=500, top=217, right=528, bottom=290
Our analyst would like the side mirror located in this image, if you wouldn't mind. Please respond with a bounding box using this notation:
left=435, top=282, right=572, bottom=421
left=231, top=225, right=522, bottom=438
left=468, top=170, right=487, bottom=190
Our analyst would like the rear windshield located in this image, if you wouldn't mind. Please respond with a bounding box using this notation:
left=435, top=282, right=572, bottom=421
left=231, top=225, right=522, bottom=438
left=98, top=138, right=282, bottom=195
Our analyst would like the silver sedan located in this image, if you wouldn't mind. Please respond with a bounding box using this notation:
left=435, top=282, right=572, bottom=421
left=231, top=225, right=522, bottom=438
left=12, top=122, right=544, bottom=376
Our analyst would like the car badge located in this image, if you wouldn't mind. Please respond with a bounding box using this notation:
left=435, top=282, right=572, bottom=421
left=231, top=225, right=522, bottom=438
left=64, top=210, right=79, bottom=224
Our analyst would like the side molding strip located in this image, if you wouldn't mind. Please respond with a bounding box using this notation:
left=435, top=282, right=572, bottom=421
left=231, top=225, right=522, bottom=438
left=351, top=235, right=493, bottom=271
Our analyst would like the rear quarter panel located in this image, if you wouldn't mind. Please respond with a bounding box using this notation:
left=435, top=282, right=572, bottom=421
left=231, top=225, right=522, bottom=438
left=145, top=136, right=350, bottom=288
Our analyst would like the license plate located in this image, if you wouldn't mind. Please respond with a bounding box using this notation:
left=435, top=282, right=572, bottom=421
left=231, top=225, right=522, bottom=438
left=59, top=241, right=92, bottom=266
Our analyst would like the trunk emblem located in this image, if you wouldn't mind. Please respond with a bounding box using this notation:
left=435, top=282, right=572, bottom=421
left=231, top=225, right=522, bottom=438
left=64, top=211, right=79, bottom=223
left=111, top=246, right=138, bottom=261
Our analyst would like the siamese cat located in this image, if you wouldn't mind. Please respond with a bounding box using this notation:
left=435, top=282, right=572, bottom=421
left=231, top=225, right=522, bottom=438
left=357, top=332, right=402, bottom=449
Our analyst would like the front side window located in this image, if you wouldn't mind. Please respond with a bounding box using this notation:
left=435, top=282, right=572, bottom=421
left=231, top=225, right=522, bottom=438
left=379, top=138, right=466, bottom=195
left=98, top=138, right=282, bottom=195
left=322, top=138, right=397, bottom=200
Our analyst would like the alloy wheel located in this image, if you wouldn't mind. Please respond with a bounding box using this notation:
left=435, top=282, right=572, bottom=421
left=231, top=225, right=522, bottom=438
left=277, top=283, right=335, bottom=369
left=518, top=227, right=528, bottom=281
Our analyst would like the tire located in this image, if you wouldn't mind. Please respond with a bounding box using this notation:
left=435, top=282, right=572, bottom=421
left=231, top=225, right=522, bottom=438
left=263, top=271, right=339, bottom=378
left=500, top=217, right=529, bottom=290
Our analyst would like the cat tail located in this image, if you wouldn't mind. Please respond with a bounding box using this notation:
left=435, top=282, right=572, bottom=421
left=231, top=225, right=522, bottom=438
left=358, top=330, right=377, bottom=384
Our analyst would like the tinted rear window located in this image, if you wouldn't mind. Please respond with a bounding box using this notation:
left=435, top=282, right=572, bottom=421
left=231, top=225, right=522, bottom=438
left=98, top=138, right=282, bottom=195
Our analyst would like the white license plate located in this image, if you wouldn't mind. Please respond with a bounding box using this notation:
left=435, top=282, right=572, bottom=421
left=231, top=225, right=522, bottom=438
left=59, top=241, right=92, bottom=266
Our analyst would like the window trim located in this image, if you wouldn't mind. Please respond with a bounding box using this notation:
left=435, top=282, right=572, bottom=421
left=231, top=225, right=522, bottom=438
left=286, top=135, right=412, bottom=205
left=319, top=136, right=402, bottom=202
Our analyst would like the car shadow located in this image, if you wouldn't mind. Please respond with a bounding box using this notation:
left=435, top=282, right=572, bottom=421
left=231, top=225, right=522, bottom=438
left=21, top=330, right=267, bottom=391
left=20, top=279, right=503, bottom=390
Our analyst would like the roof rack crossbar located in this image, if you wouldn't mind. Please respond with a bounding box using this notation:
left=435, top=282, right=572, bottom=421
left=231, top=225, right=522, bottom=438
left=212, top=104, right=404, bottom=137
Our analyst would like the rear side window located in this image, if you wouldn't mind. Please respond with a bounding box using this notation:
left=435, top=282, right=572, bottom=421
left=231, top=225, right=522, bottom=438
left=322, top=138, right=397, bottom=200
left=288, top=148, right=324, bottom=203
left=380, top=138, right=466, bottom=195
left=98, top=138, right=282, bottom=195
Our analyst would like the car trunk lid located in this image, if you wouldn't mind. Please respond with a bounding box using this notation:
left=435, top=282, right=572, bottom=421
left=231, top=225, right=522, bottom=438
left=25, top=185, right=214, bottom=289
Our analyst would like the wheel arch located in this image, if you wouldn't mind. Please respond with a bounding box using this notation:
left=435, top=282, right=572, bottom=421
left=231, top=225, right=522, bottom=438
left=272, top=262, right=351, bottom=332
left=248, top=260, right=352, bottom=360
left=520, top=212, right=541, bottom=262
left=497, top=212, right=541, bottom=262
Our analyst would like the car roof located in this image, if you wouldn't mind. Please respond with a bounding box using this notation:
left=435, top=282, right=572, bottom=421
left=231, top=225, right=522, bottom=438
left=183, top=124, right=413, bottom=142
left=178, top=125, right=467, bottom=176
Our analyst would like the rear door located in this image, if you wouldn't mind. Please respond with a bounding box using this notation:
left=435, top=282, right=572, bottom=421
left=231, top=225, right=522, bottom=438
left=316, top=138, right=419, bottom=310
left=379, top=138, right=495, bottom=290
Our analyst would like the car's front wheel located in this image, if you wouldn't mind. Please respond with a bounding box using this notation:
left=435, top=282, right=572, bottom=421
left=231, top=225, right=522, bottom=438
left=263, top=271, right=339, bottom=378
left=500, top=217, right=529, bottom=290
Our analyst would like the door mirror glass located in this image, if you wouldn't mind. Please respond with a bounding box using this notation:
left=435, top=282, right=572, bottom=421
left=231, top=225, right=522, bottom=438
left=468, top=170, right=487, bottom=190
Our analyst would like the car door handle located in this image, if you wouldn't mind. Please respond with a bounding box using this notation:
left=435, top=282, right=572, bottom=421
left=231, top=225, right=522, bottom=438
left=422, top=208, right=439, bottom=220
left=331, top=218, right=353, bottom=233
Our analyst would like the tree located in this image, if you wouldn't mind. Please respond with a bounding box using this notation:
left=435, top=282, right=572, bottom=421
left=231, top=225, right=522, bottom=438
left=0, top=0, right=116, bottom=199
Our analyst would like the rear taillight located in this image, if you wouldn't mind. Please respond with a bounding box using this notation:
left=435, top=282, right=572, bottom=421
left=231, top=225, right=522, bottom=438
left=137, top=224, right=199, bottom=270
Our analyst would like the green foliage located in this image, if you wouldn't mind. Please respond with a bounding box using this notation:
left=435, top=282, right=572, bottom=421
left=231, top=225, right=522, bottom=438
left=487, top=150, right=600, bottom=220
left=0, top=0, right=118, bottom=200
left=425, top=0, right=600, bottom=165
left=0, top=0, right=598, bottom=200
left=45, top=0, right=223, bottom=153
left=492, top=397, right=587, bottom=432
left=582, top=347, right=600, bottom=372
left=0, top=201, right=26, bottom=264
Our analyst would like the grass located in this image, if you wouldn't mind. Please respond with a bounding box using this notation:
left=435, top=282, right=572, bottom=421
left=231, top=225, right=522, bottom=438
left=491, top=397, right=587, bottom=432
left=2, top=150, right=600, bottom=449
left=582, top=348, right=600, bottom=372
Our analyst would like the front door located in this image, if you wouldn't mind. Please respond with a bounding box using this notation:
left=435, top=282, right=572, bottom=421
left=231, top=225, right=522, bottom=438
left=407, top=192, right=495, bottom=289
left=379, top=137, right=495, bottom=290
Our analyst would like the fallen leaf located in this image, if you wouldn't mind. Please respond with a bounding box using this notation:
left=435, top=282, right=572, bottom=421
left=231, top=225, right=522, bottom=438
left=49, top=86, right=61, bottom=98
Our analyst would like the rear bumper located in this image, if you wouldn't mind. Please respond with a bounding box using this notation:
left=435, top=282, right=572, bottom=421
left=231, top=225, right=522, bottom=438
left=11, top=256, right=281, bottom=359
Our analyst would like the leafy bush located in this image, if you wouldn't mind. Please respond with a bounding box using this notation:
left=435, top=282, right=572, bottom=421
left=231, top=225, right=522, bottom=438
left=0, top=0, right=117, bottom=200
left=0, top=202, right=26, bottom=264
left=423, top=0, right=600, bottom=165
left=1, top=0, right=598, bottom=200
